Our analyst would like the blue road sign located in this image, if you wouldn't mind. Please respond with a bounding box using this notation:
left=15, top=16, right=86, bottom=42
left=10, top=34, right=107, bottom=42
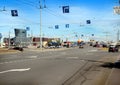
left=65, top=24, right=69, bottom=28
left=86, top=20, right=91, bottom=24
left=11, top=10, right=18, bottom=16
left=63, top=6, right=69, bottom=13
left=26, top=27, right=30, bottom=31
left=55, top=25, right=59, bottom=29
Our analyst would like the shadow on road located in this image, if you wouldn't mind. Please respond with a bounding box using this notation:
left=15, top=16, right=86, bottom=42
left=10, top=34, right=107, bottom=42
left=100, top=60, right=120, bottom=69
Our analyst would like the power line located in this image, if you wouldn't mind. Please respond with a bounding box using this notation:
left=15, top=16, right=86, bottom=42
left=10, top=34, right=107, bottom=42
left=14, top=0, right=39, bottom=9
left=45, top=8, right=69, bottom=20
left=14, top=0, right=71, bottom=24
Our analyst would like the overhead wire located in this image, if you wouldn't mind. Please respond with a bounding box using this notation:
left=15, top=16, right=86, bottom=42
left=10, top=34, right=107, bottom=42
left=1, top=0, right=84, bottom=38
left=14, top=0, right=39, bottom=9
left=15, top=0, right=84, bottom=27
left=14, top=0, right=73, bottom=25
left=0, top=0, right=42, bottom=26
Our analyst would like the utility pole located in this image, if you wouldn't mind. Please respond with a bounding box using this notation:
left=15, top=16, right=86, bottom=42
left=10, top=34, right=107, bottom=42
left=103, top=32, right=110, bottom=42
left=117, top=29, right=120, bottom=42
left=116, top=0, right=120, bottom=42
left=112, top=0, right=120, bottom=42
left=39, top=0, right=42, bottom=50
left=8, top=30, right=10, bottom=49
left=39, top=0, right=46, bottom=50
left=0, top=33, right=2, bottom=48
left=0, top=6, right=6, bottom=12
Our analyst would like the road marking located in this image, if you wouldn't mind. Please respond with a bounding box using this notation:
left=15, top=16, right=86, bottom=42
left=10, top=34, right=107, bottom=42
left=29, top=56, right=38, bottom=58
left=88, top=50, right=98, bottom=52
left=0, top=68, right=31, bottom=74
left=66, top=57, right=79, bottom=59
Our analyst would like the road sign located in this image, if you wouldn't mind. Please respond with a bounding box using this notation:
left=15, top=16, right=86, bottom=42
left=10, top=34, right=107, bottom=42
left=65, top=24, right=69, bottom=28
left=62, top=6, right=69, bottom=13
left=11, top=10, right=18, bottom=16
left=113, top=6, right=120, bottom=15
left=55, top=25, right=59, bottom=29
left=26, top=27, right=30, bottom=31
left=92, top=34, right=94, bottom=36
left=86, top=20, right=91, bottom=24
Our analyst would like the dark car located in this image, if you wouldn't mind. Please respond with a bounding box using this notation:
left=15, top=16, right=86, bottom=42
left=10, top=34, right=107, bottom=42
left=48, top=42, right=61, bottom=48
left=79, top=41, right=84, bottom=48
left=108, top=45, right=119, bottom=52
left=79, top=44, right=84, bottom=48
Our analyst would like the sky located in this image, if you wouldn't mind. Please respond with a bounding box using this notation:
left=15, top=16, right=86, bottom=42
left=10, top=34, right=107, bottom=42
left=0, top=0, right=120, bottom=42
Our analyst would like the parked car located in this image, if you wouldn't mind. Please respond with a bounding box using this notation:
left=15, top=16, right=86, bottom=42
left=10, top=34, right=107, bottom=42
left=108, top=45, right=119, bottom=52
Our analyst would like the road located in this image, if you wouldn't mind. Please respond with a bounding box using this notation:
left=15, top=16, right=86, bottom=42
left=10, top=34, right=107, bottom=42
left=0, top=46, right=119, bottom=85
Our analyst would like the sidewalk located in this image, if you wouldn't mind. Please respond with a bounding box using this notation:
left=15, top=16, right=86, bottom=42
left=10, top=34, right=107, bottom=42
left=0, top=48, right=19, bottom=54
left=105, top=68, right=120, bottom=85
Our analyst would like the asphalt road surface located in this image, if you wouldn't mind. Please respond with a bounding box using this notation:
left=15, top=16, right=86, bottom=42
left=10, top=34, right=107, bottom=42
left=0, top=46, right=119, bottom=85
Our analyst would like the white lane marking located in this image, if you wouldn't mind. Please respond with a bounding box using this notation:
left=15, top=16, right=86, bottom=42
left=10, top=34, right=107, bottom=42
left=88, top=50, right=98, bottom=52
left=0, top=68, right=31, bottom=74
left=66, top=57, right=79, bottom=59
left=29, top=56, right=38, bottom=58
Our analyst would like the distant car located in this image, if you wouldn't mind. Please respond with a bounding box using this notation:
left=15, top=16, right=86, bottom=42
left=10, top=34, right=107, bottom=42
left=79, top=44, right=84, bottom=48
left=79, top=42, right=84, bottom=48
left=13, top=47, right=24, bottom=51
left=102, top=44, right=108, bottom=48
left=71, top=42, right=78, bottom=47
left=108, top=45, right=119, bottom=52
left=48, top=42, right=61, bottom=48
